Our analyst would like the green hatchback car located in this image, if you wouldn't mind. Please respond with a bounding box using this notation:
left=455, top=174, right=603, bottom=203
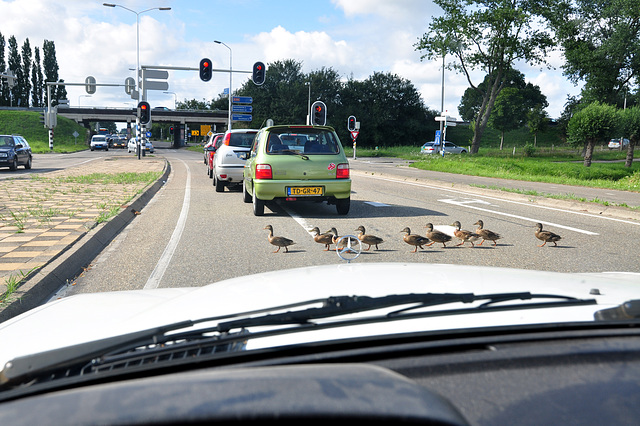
left=243, top=125, right=351, bottom=216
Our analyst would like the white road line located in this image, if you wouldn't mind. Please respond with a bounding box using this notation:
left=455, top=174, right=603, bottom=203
left=144, top=158, right=191, bottom=290
left=359, top=173, right=640, bottom=227
left=439, top=198, right=598, bottom=235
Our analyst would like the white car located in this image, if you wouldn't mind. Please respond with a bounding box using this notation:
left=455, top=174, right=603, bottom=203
left=608, top=138, right=629, bottom=149
left=212, top=129, right=258, bottom=192
left=0, top=263, right=639, bottom=424
left=90, top=135, right=109, bottom=151
left=127, top=137, right=137, bottom=153
left=127, top=138, right=153, bottom=153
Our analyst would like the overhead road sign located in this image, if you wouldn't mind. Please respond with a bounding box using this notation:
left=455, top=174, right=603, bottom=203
left=232, top=105, right=253, bottom=113
left=232, top=114, right=252, bottom=122
left=232, top=96, right=253, bottom=104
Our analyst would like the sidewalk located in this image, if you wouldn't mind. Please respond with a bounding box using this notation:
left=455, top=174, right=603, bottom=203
left=0, top=156, right=167, bottom=318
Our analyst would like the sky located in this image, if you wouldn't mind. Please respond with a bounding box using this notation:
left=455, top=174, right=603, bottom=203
left=0, top=0, right=582, bottom=119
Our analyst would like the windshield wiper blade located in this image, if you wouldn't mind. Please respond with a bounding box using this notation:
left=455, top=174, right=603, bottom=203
left=214, top=292, right=592, bottom=332
left=280, top=149, right=309, bottom=160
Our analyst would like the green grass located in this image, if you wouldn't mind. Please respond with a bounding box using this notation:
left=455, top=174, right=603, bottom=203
left=0, top=110, right=89, bottom=153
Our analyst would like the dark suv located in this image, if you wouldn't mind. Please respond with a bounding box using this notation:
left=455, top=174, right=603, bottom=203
left=0, top=135, right=32, bottom=171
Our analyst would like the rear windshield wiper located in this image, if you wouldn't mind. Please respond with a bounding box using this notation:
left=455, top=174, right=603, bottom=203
left=279, top=149, right=309, bottom=160
left=0, top=291, right=596, bottom=389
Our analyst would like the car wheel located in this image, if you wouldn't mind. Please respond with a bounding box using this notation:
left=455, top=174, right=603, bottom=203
left=91, top=148, right=94, bottom=151
left=243, top=180, right=252, bottom=203
left=253, top=190, right=264, bottom=216
left=214, top=172, right=225, bottom=192
left=336, top=197, right=350, bottom=215
left=209, top=168, right=213, bottom=178
left=24, top=156, right=32, bottom=170
left=106, top=148, right=109, bottom=151
left=9, top=158, right=18, bottom=171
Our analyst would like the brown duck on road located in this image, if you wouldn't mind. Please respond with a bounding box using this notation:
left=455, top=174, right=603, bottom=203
left=424, top=223, right=452, bottom=248
left=264, top=225, right=295, bottom=253
left=401, top=227, right=430, bottom=252
left=451, top=221, right=480, bottom=247
left=309, top=226, right=333, bottom=251
left=535, top=223, right=562, bottom=247
left=355, top=225, right=384, bottom=251
left=474, top=220, right=502, bottom=247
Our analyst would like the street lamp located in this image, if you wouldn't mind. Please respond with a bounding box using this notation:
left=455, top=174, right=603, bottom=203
left=164, top=91, right=177, bottom=110
left=214, top=40, right=232, bottom=131
left=103, top=3, right=170, bottom=158
left=78, top=94, right=92, bottom=106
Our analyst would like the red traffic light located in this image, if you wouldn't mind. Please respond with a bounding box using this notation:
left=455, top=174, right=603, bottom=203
left=137, top=101, right=151, bottom=125
left=200, top=58, right=212, bottom=81
left=311, top=101, right=326, bottom=126
left=252, top=61, right=265, bottom=85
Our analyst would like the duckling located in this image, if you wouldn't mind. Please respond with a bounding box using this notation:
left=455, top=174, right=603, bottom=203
left=264, top=225, right=295, bottom=253
left=401, top=227, right=430, bottom=252
left=535, top=223, right=562, bottom=247
left=326, top=227, right=359, bottom=251
left=474, top=220, right=502, bottom=247
left=451, top=221, right=480, bottom=247
left=424, top=223, right=452, bottom=248
left=354, top=225, right=384, bottom=251
left=309, top=226, right=333, bottom=251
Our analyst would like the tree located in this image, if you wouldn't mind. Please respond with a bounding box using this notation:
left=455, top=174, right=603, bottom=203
left=43, top=39, right=60, bottom=106
left=415, top=0, right=554, bottom=153
left=20, top=38, right=32, bottom=107
left=618, top=106, right=640, bottom=167
left=0, top=32, right=7, bottom=106
left=527, top=105, right=548, bottom=146
left=31, top=46, right=43, bottom=107
left=567, top=102, right=618, bottom=167
left=488, top=87, right=526, bottom=149
left=7, top=36, right=22, bottom=106
left=546, top=0, right=640, bottom=108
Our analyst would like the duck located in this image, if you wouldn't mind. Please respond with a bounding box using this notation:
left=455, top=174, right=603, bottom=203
left=309, top=226, right=333, bottom=251
left=354, top=225, right=384, bottom=251
left=535, top=223, right=562, bottom=247
left=264, top=225, right=295, bottom=253
left=451, top=221, right=480, bottom=247
left=401, top=227, right=430, bottom=252
left=326, top=227, right=358, bottom=251
left=424, top=223, right=452, bottom=248
left=474, top=220, right=502, bottom=247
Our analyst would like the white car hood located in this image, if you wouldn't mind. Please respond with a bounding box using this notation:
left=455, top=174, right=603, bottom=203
left=0, top=263, right=638, bottom=368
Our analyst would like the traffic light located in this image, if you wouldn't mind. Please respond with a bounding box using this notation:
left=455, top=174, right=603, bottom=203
left=252, top=61, right=265, bottom=85
left=39, top=111, right=48, bottom=128
left=138, top=101, right=150, bottom=125
left=169, top=126, right=174, bottom=135
left=199, top=58, right=212, bottom=81
left=311, top=101, right=326, bottom=126
left=347, top=115, right=356, bottom=132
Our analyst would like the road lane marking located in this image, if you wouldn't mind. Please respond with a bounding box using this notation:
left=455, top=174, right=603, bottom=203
left=358, top=173, right=640, bottom=228
left=144, top=158, right=190, bottom=290
left=439, top=198, right=598, bottom=235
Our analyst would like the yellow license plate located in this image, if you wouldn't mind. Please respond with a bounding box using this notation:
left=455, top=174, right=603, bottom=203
left=287, top=186, right=324, bottom=196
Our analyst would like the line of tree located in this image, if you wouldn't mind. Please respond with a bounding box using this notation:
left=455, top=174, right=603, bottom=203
left=0, top=33, right=66, bottom=108
left=178, top=59, right=440, bottom=149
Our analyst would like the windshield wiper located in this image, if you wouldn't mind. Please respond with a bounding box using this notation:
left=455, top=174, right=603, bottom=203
left=279, top=149, right=309, bottom=160
left=0, top=292, right=595, bottom=389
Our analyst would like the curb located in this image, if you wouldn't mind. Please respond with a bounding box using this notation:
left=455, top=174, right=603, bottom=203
left=0, top=161, right=172, bottom=323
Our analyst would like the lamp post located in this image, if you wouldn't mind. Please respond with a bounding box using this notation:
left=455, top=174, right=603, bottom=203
left=78, top=95, right=91, bottom=106
left=163, top=91, right=177, bottom=109
left=103, top=3, right=170, bottom=158
left=214, top=40, right=232, bottom=131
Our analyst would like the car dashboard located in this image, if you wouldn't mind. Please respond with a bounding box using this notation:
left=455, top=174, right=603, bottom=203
left=0, top=321, right=638, bottom=425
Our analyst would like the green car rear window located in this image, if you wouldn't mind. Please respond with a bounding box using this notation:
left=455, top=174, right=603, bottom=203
left=266, top=129, right=339, bottom=155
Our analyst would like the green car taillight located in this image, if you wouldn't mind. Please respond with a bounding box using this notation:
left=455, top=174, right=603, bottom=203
left=336, top=163, right=349, bottom=179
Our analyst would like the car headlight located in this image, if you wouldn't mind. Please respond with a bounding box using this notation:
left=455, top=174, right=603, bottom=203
left=0, top=152, right=8, bottom=158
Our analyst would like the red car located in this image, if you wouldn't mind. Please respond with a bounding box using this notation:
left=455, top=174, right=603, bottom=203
left=207, top=134, right=224, bottom=178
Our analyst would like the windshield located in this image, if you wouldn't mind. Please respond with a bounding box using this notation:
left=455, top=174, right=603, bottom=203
left=1, top=4, right=640, bottom=419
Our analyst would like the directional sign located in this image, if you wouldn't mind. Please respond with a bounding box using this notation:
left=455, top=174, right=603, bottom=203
left=85, top=76, right=96, bottom=94
left=144, top=81, right=169, bottom=91
left=232, top=114, right=252, bottom=122
left=232, top=96, right=253, bottom=104
left=232, top=105, right=253, bottom=113
left=141, top=69, right=169, bottom=80
left=124, top=77, right=135, bottom=95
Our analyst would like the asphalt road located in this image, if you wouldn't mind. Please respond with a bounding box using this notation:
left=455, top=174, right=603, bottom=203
left=53, top=146, right=640, bottom=299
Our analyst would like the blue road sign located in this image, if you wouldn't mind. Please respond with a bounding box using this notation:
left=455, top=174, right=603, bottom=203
left=232, top=114, right=252, bottom=122
left=232, top=105, right=253, bottom=113
left=232, top=96, right=253, bottom=104
left=434, top=130, right=441, bottom=144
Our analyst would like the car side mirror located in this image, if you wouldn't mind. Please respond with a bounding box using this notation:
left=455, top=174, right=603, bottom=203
left=239, top=152, right=250, bottom=160
left=15, top=143, right=23, bottom=149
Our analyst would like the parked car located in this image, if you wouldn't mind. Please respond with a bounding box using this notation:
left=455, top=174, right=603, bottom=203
left=420, top=141, right=467, bottom=154
left=243, top=125, right=351, bottom=215
left=0, top=134, right=32, bottom=171
left=608, top=138, right=629, bottom=150
left=206, top=133, right=224, bottom=178
left=90, top=135, right=109, bottom=151
left=213, top=129, right=258, bottom=192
